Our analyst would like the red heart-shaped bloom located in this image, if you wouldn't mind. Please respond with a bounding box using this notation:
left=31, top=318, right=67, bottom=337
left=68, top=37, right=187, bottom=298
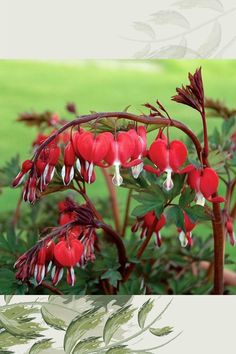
left=200, top=167, right=219, bottom=198
left=54, top=239, right=84, bottom=267
left=169, top=140, right=188, bottom=171
left=76, top=132, right=112, bottom=164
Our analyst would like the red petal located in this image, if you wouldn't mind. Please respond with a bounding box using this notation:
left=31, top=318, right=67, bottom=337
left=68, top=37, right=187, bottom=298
left=54, top=239, right=84, bottom=267
left=187, top=167, right=201, bottom=191
left=64, top=142, right=76, bottom=166
left=143, top=165, right=161, bottom=176
left=169, top=140, right=188, bottom=171
left=149, top=139, right=168, bottom=170
left=200, top=168, right=219, bottom=198
left=184, top=213, right=196, bottom=232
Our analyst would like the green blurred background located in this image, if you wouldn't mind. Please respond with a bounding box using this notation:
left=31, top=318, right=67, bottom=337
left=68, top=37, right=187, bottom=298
left=0, top=59, right=235, bottom=257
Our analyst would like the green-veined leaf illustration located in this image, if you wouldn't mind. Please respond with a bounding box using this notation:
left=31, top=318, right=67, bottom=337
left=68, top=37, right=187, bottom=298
left=106, top=345, right=132, bottom=353
left=71, top=336, right=101, bottom=354
left=0, top=306, right=44, bottom=337
left=3, top=296, right=13, bottom=305
left=150, top=10, right=190, bottom=28
left=103, top=305, right=136, bottom=345
left=138, top=299, right=154, bottom=329
left=41, top=306, right=66, bottom=331
left=133, top=22, right=156, bottom=40
left=29, top=339, right=53, bottom=354
left=149, top=326, right=173, bottom=336
left=64, top=307, right=105, bottom=354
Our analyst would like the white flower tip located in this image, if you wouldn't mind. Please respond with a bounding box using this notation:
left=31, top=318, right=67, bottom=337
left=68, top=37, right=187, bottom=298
left=131, top=162, right=144, bottom=179
left=179, top=231, right=188, bottom=247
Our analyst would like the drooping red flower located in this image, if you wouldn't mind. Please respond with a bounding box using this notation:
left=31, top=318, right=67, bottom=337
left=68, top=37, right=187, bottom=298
left=128, top=126, right=147, bottom=179
left=148, top=138, right=191, bottom=191
left=52, top=238, right=84, bottom=286
left=61, top=141, right=76, bottom=185
left=34, top=240, right=55, bottom=284
left=12, top=160, right=33, bottom=188
left=177, top=213, right=196, bottom=247
left=187, top=167, right=224, bottom=206
left=104, top=131, right=141, bottom=186
left=74, top=131, right=112, bottom=183
left=132, top=211, right=166, bottom=247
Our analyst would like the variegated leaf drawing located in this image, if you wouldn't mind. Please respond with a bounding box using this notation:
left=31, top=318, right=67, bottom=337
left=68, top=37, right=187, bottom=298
left=134, top=44, right=151, bottom=59
left=29, top=339, right=54, bottom=354
left=64, top=307, right=106, bottom=354
left=138, top=299, right=154, bottom=329
left=133, top=22, right=156, bottom=40
left=41, top=305, right=66, bottom=331
left=3, top=296, right=13, bottom=305
left=149, top=326, right=173, bottom=337
left=147, top=38, right=188, bottom=58
left=150, top=10, right=190, bottom=28
left=198, top=22, right=221, bottom=57
left=71, top=336, right=102, bottom=354
left=0, top=306, right=44, bottom=337
left=0, top=330, right=30, bottom=351
left=172, top=0, right=224, bottom=12
left=103, top=305, right=136, bottom=345
left=39, top=350, right=65, bottom=354
left=105, top=345, right=132, bottom=353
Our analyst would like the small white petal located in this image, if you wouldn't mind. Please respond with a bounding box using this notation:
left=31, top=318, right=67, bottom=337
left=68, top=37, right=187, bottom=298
left=179, top=231, right=188, bottom=247
left=112, top=162, right=123, bottom=186
left=76, top=158, right=81, bottom=173
left=196, top=192, right=205, bottom=206
left=131, top=162, right=144, bottom=179
left=61, top=165, right=66, bottom=184
left=163, top=169, right=174, bottom=191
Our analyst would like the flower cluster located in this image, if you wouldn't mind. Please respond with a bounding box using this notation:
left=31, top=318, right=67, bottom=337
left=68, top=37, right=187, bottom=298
left=132, top=210, right=197, bottom=248
left=12, top=125, right=224, bottom=208
left=14, top=199, right=97, bottom=286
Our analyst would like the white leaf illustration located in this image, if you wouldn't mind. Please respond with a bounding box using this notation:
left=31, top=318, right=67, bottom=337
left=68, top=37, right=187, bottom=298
left=134, top=44, right=151, bottom=58
left=172, top=0, right=224, bottom=12
left=133, top=22, right=156, bottom=39
left=150, top=10, right=190, bottom=28
left=198, top=22, right=221, bottom=57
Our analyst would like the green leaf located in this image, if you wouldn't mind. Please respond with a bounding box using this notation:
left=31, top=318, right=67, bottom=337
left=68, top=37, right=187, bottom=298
left=184, top=205, right=211, bottom=222
left=41, top=306, right=66, bottom=331
left=149, top=326, right=173, bottom=336
left=179, top=188, right=195, bottom=207
left=132, top=205, right=152, bottom=217
left=103, top=305, right=136, bottom=345
left=0, top=308, right=45, bottom=337
left=0, top=331, right=29, bottom=350
left=166, top=205, right=185, bottom=230
left=4, top=296, right=13, bottom=305
left=138, top=299, right=154, bottom=329
left=71, top=337, right=101, bottom=354
left=106, top=345, right=132, bottom=353
left=64, top=307, right=105, bottom=354
left=222, top=116, right=236, bottom=137
left=29, top=339, right=53, bottom=354
left=101, top=269, right=122, bottom=288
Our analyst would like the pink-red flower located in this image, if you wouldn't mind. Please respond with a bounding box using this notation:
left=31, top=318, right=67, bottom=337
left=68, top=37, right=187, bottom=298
left=34, top=240, right=55, bottom=284
left=128, top=126, right=147, bottom=179
left=104, top=131, right=141, bottom=186
left=12, top=160, right=33, bottom=188
left=177, top=213, right=196, bottom=247
left=61, top=141, right=76, bottom=185
left=132, top=211, right=166, bottom=247
left=187, top=167, right=224, bottom=206
left=148, top=137, right=191, bottom=191
left=74, top=131, right=112, bottom=183
left=52, top=238, right=84, bottom=286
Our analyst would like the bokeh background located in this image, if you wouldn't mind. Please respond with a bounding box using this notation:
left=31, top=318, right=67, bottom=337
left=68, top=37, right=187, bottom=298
left=0, top=59, right=235, bottom=259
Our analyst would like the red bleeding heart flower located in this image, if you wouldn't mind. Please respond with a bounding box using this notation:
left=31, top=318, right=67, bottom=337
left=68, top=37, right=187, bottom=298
left=225, top=216, right=235, bottom=246
left=75, top=131, right=112, bottom=184
left=177, top=213, right=196, bottom=247
left=34, top=240, right=55, bottom=284
left=12, top=160, right=33, bottom=188
left=132, top=211, right=166, bottom=247
left=128, top=126, right=147, bottom=179
left=187, top=167, right=224, bottom=206
left=148, top=138, right=190, bottom=191
left=52, top=237, right=84, bottom=286
left=61, top=141, right=76, bottom=185
left=104, top=131, right=140, bottom=186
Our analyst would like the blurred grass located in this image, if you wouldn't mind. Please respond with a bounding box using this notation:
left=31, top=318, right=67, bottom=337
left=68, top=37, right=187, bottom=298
left=0, top=59, right=235, bottom=258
